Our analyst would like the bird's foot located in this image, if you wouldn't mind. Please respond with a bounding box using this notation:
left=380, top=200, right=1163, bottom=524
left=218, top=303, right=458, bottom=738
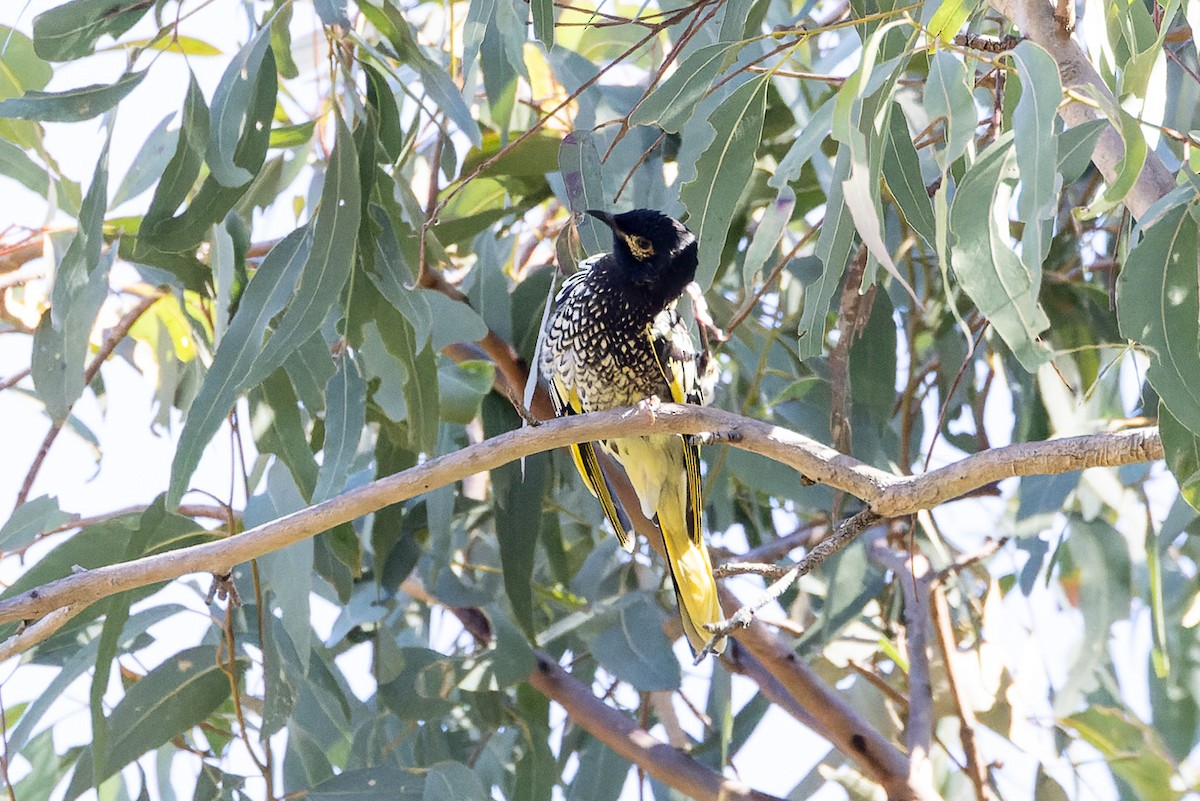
left=626, top=395, right=663, bottom=421
left=696, top=429, right=742, bottom=445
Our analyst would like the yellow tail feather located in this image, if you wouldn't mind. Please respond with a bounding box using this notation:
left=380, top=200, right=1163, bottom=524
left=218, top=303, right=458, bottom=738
left=656, top=486, right=725, bottom=656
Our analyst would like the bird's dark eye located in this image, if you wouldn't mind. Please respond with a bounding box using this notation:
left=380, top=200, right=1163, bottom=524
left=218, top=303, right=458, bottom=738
left=626, top=235, right=655, bottom=260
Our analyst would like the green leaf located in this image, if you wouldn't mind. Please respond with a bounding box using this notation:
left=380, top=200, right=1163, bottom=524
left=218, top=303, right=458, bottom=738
left=531, top=0, right=554, bottom=47
left=438, top=359, right=496, bottom=424
left=1009, top=41, right=1061, bottom=272
left=269, top=119, right=315, bottom=148
left=361, top=3, right=481, bottom=146
left=799, top=149, right=854, bottom=359
left=1076, top=89, right=1147, bottom=220
left=588, top=593, right=681, bottom=691
left=1062, top=707, right=1182, bottom=801
left=424, top=761, right=488, bottom=801
left=140, top=53, right=275, bottom=254
left=769, top=94, right=835, bottom=192
left=168, top=228, right=312, bottom=505
left=32, top=0, right=153, bottom=61
left=1117, top=205, right=1200, bottom=437
left=423, top=289, right=489, bottom=350
left=0, top=138, right=50, bottom=197
left=169, top=113, right=359, bottom=505
left=112, top=112, right=178, bottom=207
left=680, top=75, right=768, bottom=289
left=558, top=130, right=608, bottom=256
left=315, top=0, right=351, bottom=26
left=313, top=355, right=367, bottom=503
left=32, top=240, right=112, bottom=422
left=308, top=766, right=424, bottom=800
left=67, top=646, right=244, bottom=798
left=484, top=396, right=547, bottom=631
left=628, top=43, right=735, bottom=134
left=1161, top=403, right=1200, bottom=511
left=882, top=103, right=935, bottom=248
left=207, top=24, right=273, bottom=187
left=927, top=0, right=980, bottom=41
left=0, top=70, right=146, bottom=121
left=925, top=51, right=974, bottom=168
left=0, top=495, right=71, bottom=551
left=139, top=74, right=208, bottom=248
left=949, top=135, right=1051, bottom=371
left=568, top=740, right=628, bottom=801
left=365, top=206, right=432, bottom=348
left=253, top=368, right=319, bottom=500
left=1056, top=118, right=1107, bottom=184
left=1057, top=517, right=1131, bottom=712
left=741, top=188, right=794, bottom=289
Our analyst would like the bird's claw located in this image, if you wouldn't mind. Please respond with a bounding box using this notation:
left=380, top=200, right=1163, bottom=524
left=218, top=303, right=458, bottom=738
left=626, top=395, right=663, bottom=421
left=696, top=429, right=742, bottom=446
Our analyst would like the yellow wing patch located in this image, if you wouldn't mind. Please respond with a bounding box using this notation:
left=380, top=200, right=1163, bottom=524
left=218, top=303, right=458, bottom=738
left=549, top=373, right=634, bottom=551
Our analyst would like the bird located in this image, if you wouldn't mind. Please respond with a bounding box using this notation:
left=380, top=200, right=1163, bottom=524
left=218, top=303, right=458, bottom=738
left=538, top=208, right=725, bottom=657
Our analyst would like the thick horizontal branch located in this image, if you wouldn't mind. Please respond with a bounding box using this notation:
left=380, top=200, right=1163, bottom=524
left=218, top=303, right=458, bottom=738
left=0, top=404, right=1162, bottom=628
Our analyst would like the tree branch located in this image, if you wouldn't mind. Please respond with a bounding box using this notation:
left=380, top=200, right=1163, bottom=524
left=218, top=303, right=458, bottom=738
left=528, top=654, right=785, bottom=801
left=0, top=404, right=1161, bottom=630
left=989, top=0, right=1174, bottom=221
left=868, top=541, right=936, bottom=798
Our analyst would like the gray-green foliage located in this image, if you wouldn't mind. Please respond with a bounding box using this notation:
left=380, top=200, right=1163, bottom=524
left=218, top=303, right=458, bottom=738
left=2, top=1, right=1199, bottom=799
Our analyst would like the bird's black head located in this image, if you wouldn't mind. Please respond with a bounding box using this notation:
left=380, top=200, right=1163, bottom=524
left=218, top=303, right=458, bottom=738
left=586, top=208, right=698, bottom=300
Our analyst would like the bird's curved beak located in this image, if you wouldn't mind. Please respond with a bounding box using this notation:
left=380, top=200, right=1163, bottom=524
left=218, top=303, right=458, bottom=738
left=585, top=209, right=617, bottom=230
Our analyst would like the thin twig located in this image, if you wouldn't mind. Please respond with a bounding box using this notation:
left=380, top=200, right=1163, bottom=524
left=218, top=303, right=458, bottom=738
left=931, top=585, right=993, bottom=801
left=867, top=541, right=934, bottom=795
left=704, top=509, right=882, bottom=646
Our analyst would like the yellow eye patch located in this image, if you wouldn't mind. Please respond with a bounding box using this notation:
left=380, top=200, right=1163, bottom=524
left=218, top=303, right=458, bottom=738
left=623, top=234, right=655, bottom=260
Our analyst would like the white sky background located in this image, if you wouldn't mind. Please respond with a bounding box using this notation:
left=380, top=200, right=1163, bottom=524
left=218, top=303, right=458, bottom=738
left=0, top=1, right=1183, bottom=800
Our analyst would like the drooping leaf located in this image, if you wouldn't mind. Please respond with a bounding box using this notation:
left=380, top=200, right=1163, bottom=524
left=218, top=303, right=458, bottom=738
left=32, top=0, right=153, bottom=61
left=1076, top=88, right=1148, bottom=220
left=1009, top=41, right=1061, bottom=272
left=587, top=593, right=681, bottom=691
left=167, top=227, right=312, bottom=506
left=741, top=188, right=794, bottom=289
left=438, top=359, right=496, bottom=424
left=312, top=355, right=367, bottom=503
left=423, top=761, right=489, bottom=801
left=206, top=23, right=273, bottom=188
left=680, top=75, right=768, bottom=288
left=139, top=74, right=208, bottom=248
left=66, top=646, right=244, bottom=798
left=0, top=70, right=146, bottom=121
left=882, top=103, right=935, bottom=248
left=1161, top=403, right=1200, bottom=511
left=1062, top=707, right=1182, bottom=801
left=168, top=113, right=359, bottom=505
left=924, top=51, right=974, bottom=168
left=531, top=0, right=554, bottom=48
left=111, top=112, right=177, bottom=207
left=308, top=766, right=424, bottom=800
left=628, top=43, right=736, bottom=134
left=558, top=130, right=608, bottom=256
left=0, top=495, right=72, bottom=551
left=1117, top=204, right=1200, bottom=437
left=949, top=134, right=1051, bottom=371
left=315, top=0, right=352, bottom=27
left=799, top=149, right=854, bottom=359
left=483, top=395, right=547, bottom=632
left=360, top=3, right=481, bottom=146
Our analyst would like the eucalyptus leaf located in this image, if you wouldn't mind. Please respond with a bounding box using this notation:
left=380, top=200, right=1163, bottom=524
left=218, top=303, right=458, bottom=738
left=0, top=70, right=146, bottom=121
